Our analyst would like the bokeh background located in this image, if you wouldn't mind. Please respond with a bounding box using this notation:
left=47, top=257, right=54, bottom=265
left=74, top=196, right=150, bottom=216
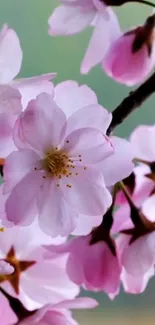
left=1, top=1, right=155, bottom=324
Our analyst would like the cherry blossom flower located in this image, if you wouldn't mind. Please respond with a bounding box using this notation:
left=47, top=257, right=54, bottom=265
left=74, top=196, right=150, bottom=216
left=113, top=165, right=154, bottom=234
left=116, top=235, right=154, bottom=294
left=130, top=124, right=155, bottom=162
left=48, top=1, right=121, bottom=74
left=112, top=124, right=155, bottom=283
left=103, top=13, right=155, bottom=86
left=130, top=124, right=155, bottom=222
left=113, top=203, right=155, bottom=293
left=0, top=291, right=17, bottom=325
left=45, top=234, right=121, bottom=297
left=19, top=297, right=98, bottom=325
left=0, top=24, right=55, bottom=158
left=0, top=223, right=78, bottom=311
left=112, top=171, right=155, bottom=280
left=3, top=83, right=134, bottom=237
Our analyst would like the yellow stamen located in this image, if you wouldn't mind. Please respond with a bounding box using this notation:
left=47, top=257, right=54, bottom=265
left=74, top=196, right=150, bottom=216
left=42, top=149, right=69, bottom=178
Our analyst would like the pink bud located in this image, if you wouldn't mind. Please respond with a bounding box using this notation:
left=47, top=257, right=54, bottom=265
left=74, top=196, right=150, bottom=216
left=103, top=14, right=155, bottom=86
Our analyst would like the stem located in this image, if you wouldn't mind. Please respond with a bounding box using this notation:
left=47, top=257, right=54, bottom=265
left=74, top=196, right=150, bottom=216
left=135, top=158, right=151, bottom=166
left=107, top=71, right=155, bottom=135
left=135, top=0, right=155, bottom=7
left=119, top=181, right=144, bottom=227
left=102, top=0, right=155, bottom=7
left=119, top=181, right=136, bottom=209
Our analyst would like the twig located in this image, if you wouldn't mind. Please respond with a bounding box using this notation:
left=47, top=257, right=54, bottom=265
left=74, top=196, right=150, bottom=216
left=102, top=0, right=155, bottom=8
left=107, top=71, right=155, bottom=135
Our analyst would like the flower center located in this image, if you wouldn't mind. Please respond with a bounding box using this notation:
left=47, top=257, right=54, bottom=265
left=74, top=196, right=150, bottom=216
left=38, top=145, right=87, bottom=188
left=42, top=148, right=69, bottom=178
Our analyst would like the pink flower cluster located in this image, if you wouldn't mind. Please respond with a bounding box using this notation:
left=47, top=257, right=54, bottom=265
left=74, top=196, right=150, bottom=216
left=49, top=0, right=155, bottom=85
left=1, top=0, right=155, bottom=324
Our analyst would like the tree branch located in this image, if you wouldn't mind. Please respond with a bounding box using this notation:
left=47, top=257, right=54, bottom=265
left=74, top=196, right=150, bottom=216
left=107, top=71, right=155, bottom=135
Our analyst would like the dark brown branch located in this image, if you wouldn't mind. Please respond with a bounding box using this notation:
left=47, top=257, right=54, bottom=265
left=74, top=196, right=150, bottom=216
left=102, top=0, right=155, bottom=8
left=107, top=71, right=155, bottom=135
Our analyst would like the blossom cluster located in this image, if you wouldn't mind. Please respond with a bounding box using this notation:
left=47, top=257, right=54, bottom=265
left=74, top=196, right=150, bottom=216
left=0, top=0, right=155, bottom=324
left=49, top=0, right=155, bottom=85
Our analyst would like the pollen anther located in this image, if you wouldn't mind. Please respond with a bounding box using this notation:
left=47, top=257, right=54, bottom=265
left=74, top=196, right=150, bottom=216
left=42, top=149, right=69, bottom=178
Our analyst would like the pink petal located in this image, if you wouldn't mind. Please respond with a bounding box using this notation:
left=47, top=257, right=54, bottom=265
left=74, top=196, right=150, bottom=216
left=14, top=93, right=67, bottom=152
left=60, top=166, right=112, bottom=216
left=130, top=125, right=155, bottom=161
left=63, top=128, right=113, bottom=163
left=66, top=103, right=112, bottom=135
left=112, top=204, right=132, bottom=234
left=93, top=0, right=107, bottom=13
left=142, top=194, right=155, bottom=222
left=0, top=85, right=22, bottom=157
left=133, top=164, right=154, bottom=204
left=72, top=214, right=102, bottom=236
left=122, top=267, right=154, bottom=294
left=21, top=254, right=79, bottom=308
left=5, top=171, right=43, bottom=225
left=13, top=117, right=31, bottom=150
left=48, top=5, right=95, bottom=36
left=0, top=184, right=13, bottom=226
left=0, top=113, right=16, bottom=158
left=55, top=297, right=99, bottom=309
left=0, top=291, right=17, bottom=325
left=122, top=233, right=155, bottom=276
left=54, top=81, right=98, bottom=118
left=98, top=136, right=134, bottom=186
left=38, top=180, right=78, bottom=237
left=4, top=149, right=40, bottom=193
left=0, top=85, right=22, bottom=115
left=12, top=73, right=56, bottom=108
left=84, top=242, right=120, bottom=294
left=81, top=9, right=121, bottom=74
left=0, top=260, right=14, bottom=275
left=0, top=24, right=22, bottom=83
left=66, top=238, right=86, bottom=285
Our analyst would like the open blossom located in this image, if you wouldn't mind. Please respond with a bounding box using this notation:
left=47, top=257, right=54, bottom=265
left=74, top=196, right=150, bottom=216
left=4, top=93, right=113, bottom=236
left=19, top=297, right=98, bottom=325
left=130, top=124, right=155, bottom=221
left=45, top=234, right=121, bottom=297
left=114, top=200, right=155, bottom=293
left=3, top=82, right=134, bottom=237
left=0, top=223, right=78, bottom=311
left=113, top=169, right=155, bottom=282
left=116, top=236, right=154, bottom=294
left=103, top=13, right=155, bottom=86
left=113, top=123, right=155, bottom=232
left=112, top=124, right=155, bottom=287
left=48, top=1, right=121, bottom=74
left=0, top=24, right=55, bottom=158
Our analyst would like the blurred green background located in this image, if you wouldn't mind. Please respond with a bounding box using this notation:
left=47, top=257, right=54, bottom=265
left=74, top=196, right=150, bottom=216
left=1, top=0, right=155, bottom=324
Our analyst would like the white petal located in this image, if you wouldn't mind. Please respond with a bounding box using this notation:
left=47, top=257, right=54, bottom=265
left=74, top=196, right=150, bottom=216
left=48, top=5, right=95, bottom=35
left=0, top=24, right=22, bottom=83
